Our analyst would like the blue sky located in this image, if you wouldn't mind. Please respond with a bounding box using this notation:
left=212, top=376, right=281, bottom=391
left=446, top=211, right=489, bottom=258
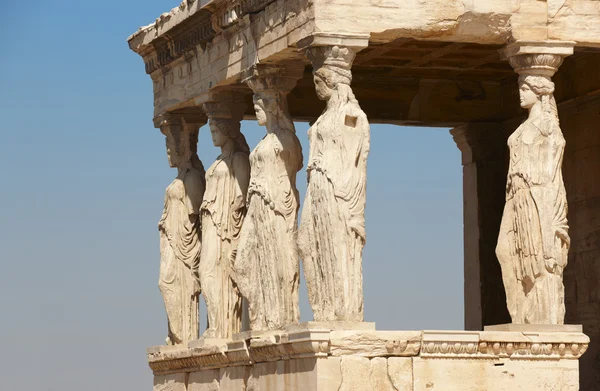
left=0, top=1, right=463, bottom=390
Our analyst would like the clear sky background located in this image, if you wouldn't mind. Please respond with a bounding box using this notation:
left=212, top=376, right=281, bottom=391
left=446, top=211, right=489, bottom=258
left=0, top=1, right=463, bottom=390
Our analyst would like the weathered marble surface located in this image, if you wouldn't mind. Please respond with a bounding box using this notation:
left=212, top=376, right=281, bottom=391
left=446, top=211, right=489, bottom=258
left=298, top=45, right=370, bottom=322
left=199, top=100, right=250, bottom=339
left=148, top=328, right=589, bottom=391
left=497, top=42, right=573, bottom=325
left=158, top=118, right=205, bottom=345
left=232, top=64, right=303, bottom=331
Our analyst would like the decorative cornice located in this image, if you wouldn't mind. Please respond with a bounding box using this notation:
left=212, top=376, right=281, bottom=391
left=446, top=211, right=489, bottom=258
left=137, top=0, right=282, bottom=74
left=147, top=328, right=589, bottom=375
left=144, top=11, right=215, bottom=75
left=421, top=330, right=589, bottom=360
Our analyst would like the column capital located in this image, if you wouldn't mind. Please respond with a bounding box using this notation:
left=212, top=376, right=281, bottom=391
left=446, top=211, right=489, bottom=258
left=199, top=87, right=249, bottom=122
left=153, top=111, right=208, bottom=130
left=502, top=40, right=575, bottom=77
left=450, top=123, right=507, bottom=165
left=242, top=63, right=304, bottom=95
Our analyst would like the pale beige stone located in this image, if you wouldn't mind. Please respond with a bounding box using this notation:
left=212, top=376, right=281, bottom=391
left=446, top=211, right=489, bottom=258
left=339, top=356, right=372, bottom=391
left=219, top=366, right=249, bottom=390
left=330, top=330, right=421, bottom=357
left=485, top=323, right=582, bottom=333
left=298, top=45, right=370, bottom=322
left=388, top=357, right=414, bottom=391
left=497, top=42, right=575, bottom=325
left=285, top=321, right=376, bottom=331
left=157, top=116, right=205, bottom=345
left=147, top=328, right=588, bottom=389
left=188, top=369, right=220, bottom=391
left=339, top=356, right=397, bottom=391
left=316, top=356, right=342, bottom=390
left=199, top=95, right=250, bottom=339
left=413, top=357, right=580, bottom=391
left=232, top=64, right=304, bottom=331
left=154, top=373, right=187, bottom=391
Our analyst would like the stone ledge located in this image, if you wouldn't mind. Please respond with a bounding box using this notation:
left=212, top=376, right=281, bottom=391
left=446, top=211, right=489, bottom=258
left=147, top=327, right=589, bottom=375
left=484, top=323, right=583, bottom=333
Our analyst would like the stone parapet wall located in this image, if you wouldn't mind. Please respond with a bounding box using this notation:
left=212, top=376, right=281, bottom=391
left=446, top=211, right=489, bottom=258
left=149, top=326, right=589, bottom=390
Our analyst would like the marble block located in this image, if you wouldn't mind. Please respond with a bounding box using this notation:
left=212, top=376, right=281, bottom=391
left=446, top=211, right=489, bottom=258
left=148, top=327, right=589, bottom=390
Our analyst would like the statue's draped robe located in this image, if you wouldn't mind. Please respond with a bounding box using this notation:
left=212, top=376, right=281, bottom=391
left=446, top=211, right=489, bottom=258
left=499, top=115, right=569, bottom=324
left=234, top=130, right=302, bottom=330
left=158, top=168, right=205, bottom=344
left=200, top=151, right=249, bottom=338
left=299, top=100, right=370, bottom=321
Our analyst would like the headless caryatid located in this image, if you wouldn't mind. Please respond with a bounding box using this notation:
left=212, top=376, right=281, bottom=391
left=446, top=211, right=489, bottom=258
left=497, top=51, right=570, bottom=325
left=200, top=100, right=250, bottom=339
left=158, top=117, right=205, bottom=345
left=232, top=66, right=303, bottom=330
left=299, top=46, right=370, bottom=322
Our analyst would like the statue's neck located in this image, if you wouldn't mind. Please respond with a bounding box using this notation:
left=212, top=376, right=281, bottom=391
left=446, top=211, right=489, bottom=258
left=177, top=158, right=192, bottom=174
left=221, top=138, right=235, bottom=155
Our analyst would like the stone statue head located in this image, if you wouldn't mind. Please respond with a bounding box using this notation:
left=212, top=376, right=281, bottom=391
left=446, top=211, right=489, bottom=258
left=313, top=68, right=334, bottom=101
left=518, top=75, right=555, bottom=109
left=162, top=125, right=195, bottom=168
left=253, top=92, right=279, bottom=126
left=209, top=118, right=250, bottom=153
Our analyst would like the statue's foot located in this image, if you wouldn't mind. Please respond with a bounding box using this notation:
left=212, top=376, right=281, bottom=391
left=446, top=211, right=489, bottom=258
left=165, top=336, right=173, bottom=345
left=202, top=329, right=217, bottom=339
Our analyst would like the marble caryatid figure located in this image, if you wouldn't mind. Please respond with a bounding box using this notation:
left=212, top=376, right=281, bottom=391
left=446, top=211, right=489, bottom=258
left=199, top=103, right=250, bottom=339
left=299, top=46, right=370, bottom=322
left=158, top=118, right=205, bottom=345
left=497, top=54, right=570, bottom=325
left=232, top=67, right=303, bottom=330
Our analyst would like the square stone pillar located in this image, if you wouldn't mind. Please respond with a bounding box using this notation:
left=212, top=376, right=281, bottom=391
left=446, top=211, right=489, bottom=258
left=451, top=123, right=510, bottom=330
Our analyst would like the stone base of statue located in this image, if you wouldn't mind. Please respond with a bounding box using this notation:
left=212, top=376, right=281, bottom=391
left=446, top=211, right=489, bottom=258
left=148, top=324, right=588, bottom=391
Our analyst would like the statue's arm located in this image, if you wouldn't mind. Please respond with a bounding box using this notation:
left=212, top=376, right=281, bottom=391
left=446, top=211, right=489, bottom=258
left=184, top=170, right=205, bottom=217
left=232, top=153, right=250, bottom=211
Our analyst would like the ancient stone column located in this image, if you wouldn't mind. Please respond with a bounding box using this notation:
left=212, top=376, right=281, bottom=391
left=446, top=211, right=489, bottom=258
left=200, top=93, right=250, bottom=339
left=451, top=123, right=510, bottom=330
left=497, top=41, right=575, bottom=325
left=298, top=44, right=370, bottom=322
left=231, top=64, right=304, bottom=331
left=156, top=113, right=206, bottom=345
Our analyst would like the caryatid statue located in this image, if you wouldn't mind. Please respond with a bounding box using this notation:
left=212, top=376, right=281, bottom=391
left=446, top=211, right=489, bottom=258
left=200, top=98, right=250, bottom=339
left=497, top=44, right=573, bottom=325
left=232, top=65, right=303, bottom=330
left=157, top=116, right=206, bottom=345
left=299, top=46, right=370, bottom=322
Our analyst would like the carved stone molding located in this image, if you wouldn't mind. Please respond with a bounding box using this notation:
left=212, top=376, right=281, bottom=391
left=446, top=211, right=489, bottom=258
left=200, top=88, right=249, bottom=121
left=421, top=330, right=589, bottom=360
left=503, top=40, right=575, bottom=76
left=145, top=12, right=215, bottom=74
left=147, top=328, right=589, bottom=375
left=242, top=63, right=305, bottom=94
